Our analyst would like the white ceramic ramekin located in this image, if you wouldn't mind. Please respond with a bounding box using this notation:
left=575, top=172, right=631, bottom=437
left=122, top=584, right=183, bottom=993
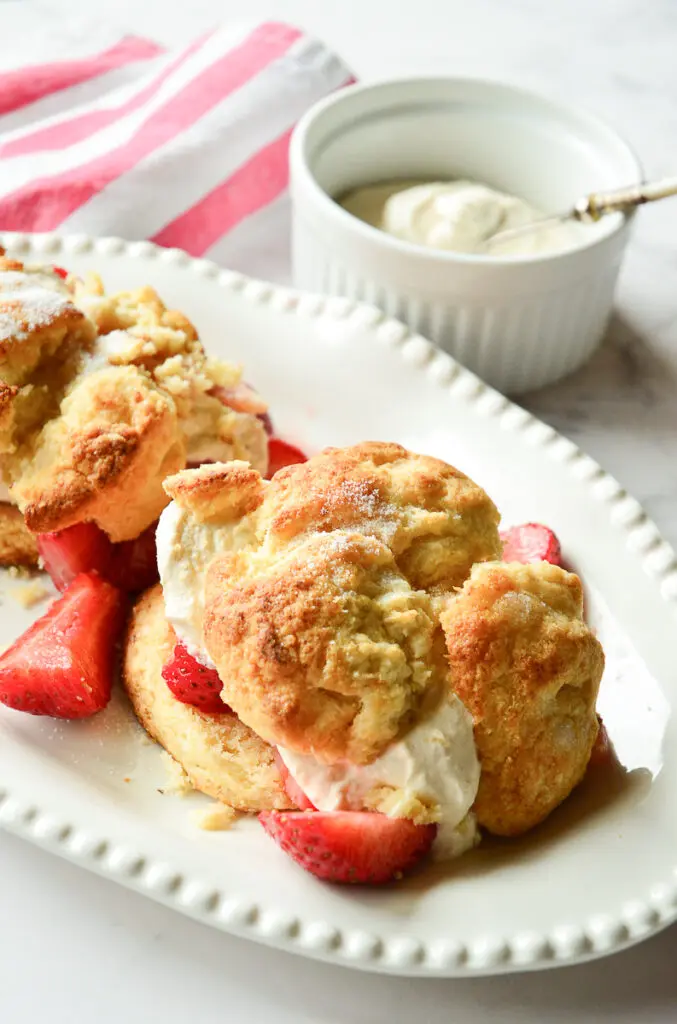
left=290, top=78, right=642, bottom=395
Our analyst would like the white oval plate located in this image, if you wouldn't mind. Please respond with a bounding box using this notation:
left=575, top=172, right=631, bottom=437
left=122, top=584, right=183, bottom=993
left=0, top=232, right=676, bottom=978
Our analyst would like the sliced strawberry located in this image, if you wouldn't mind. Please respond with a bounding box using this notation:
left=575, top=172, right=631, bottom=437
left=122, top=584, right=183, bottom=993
left=106, top=522, right=159, bottom=593
left=273, top=750, right=316, bottom=810
left=38, top=521, right=113, bottom=592
left=38, top=520, right=159, bottom=593
left=0, top=574, right=126, bottom=718
left=162, top=643, right=229, bottom=713
left=258, top=810, right=436, bottom=884
left=52, top=265, right=69, bottom=280
left=500, top=522, right=562, bottom=565
left=266, top=437, right=308, bottom=479
left=589, top=715, right=613, bottom=768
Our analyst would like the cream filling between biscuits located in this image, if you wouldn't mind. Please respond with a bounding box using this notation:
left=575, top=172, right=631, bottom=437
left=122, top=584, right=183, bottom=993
left=278, top=694, right=481, bottom=861
left=156, top=497, right=257, bottom=668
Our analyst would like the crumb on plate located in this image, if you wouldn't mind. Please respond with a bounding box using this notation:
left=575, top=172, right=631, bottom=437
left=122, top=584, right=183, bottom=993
left=12, top=580, right=51, bottom=609
left=194, top=802, right=241, bottom=831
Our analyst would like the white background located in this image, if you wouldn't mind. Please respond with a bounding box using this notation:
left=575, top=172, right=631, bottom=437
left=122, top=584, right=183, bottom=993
left=1, top=0, right=677, bottom=1020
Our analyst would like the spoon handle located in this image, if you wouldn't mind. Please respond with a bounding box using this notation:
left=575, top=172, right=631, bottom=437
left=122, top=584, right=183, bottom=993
left=574, top=176, right=677, bottom=221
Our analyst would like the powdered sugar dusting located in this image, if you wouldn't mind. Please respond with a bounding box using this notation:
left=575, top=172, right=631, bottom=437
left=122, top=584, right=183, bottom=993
left=0, top=284, right=72, bottom=343
left=317, top=477, right=398, bottom=544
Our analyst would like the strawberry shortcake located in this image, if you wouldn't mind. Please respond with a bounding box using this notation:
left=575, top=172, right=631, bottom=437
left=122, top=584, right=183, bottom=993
left=0, top=254, right=269, bottom=573
left=0, top=255, right=607, bottom=887
left=120, top=444, right=603, bottom=882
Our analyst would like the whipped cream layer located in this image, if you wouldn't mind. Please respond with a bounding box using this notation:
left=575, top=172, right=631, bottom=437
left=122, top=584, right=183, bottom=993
left=156, top=495, right=256, bottom=667
left=157, top=492, right=482, bottom=859
left=279, top=693, right=480, bottom=860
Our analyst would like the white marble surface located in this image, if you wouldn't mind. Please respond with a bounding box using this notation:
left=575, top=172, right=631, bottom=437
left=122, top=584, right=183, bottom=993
left=0, top=0, right=676, bottom=1020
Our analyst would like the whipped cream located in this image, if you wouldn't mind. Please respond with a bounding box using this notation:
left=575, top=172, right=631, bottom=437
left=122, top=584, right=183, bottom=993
left=156, top=496, right=256, bottom=666
left=340, top=178, right=583, bottom=256
left=279, top=693, right=480, bottom=860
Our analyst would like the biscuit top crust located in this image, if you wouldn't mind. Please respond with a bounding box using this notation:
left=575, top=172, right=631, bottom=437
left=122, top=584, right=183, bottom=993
left=259, top=441, right=501, bottom=590
left=440, top=560, right=604, bottom=836
left=0, top=257, right=94, bottom=385
left=73, top=275, right=268, bottom=474
left=161, top=443, right=500, bottom=764
left=13, top=364, right=184, bottom=540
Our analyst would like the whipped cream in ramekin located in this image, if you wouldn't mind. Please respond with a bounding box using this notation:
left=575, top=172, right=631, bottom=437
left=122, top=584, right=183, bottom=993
left=157, top=494, right=482, bottom=859
left=340, top=179, right=583, bottom=256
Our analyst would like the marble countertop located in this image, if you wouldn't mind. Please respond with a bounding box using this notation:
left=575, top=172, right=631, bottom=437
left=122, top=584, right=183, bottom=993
left=0, top=1, right=676, bottom=1021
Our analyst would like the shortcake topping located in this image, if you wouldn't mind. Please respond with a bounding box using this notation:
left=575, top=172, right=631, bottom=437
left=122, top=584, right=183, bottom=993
left=12, top=365, right=184, bottom=541
left=441, top=560, right=604, bottom=836
left=73, top=276, right=269, bottom=473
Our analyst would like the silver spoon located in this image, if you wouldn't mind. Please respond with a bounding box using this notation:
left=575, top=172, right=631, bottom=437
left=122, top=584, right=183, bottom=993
left=485, top=175, right=677, bottom=252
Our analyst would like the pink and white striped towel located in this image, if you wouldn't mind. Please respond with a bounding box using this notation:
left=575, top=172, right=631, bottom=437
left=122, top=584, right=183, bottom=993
left=0, top=22, right=353, bottom=281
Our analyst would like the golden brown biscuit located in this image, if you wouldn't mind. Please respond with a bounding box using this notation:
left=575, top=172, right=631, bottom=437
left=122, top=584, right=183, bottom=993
left=441, top=561, right=604, bottom=836
left=73, top=276, right=268, bottom=475
left=162, top=442, right=496, bottom=765
left=204, top=530, right=447, bottom=765
left=123, top=585, right=293, bottom=811
left=12, top=365, right=184, bottom=541
left=259, top=442, right=501, bottom=591
left=0, top=257, right=96, bottom=460
left=0, top=502, right=39, bottom=568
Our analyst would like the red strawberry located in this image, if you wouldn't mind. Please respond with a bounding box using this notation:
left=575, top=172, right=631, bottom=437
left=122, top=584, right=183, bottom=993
left=38, top=521, right=113, bottom=591
left=266, top=437, right=308, bottom=479
left=0, top=574, right=126, bottom=718
left=106, top=522, right=159, bottom=593
left=52, top=265, right=69, bottom=279
left=273, top=750, right=316, bottom=810
left=38, top=520, right=159, bottom=593
left=161, top=643, right=229, bottom=713
left=500, top=523, right=562, bottom=565
left=258, top=810, right=436, bottom=884
left=589, top=715, right=613, bottom=768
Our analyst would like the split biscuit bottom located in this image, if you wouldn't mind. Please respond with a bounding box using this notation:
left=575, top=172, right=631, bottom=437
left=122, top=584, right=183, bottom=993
left=123, top=585, right=293, bottom=812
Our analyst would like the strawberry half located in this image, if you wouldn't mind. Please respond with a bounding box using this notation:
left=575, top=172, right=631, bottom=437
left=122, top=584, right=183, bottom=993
left=105, top=522, right=159, bottom=593
left=0, top=574, right=127, bottom=718
left=266, top=437, right=308, bottom=479
left=500, top=523, right=562, bottom=565
left=38, top=522, right=113, bottom=591
left=52, top=265, right=69, bottom=280
left=161, top=643, right=229, bottom=713
left=273, top=750, right=316, bottom=810
left=258, top=810, right=436, bottom=884
left=38, top=520, right=159, bottom=593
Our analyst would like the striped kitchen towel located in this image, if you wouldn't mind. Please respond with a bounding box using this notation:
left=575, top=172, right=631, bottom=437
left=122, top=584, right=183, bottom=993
left=0, top=22, right=353, bottom=281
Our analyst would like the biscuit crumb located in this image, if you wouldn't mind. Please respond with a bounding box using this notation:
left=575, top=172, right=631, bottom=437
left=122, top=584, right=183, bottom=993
left=12, top=580, right=51, bottom=608
left=194, top=802, right=240, bottom=831
left=7, top=565, right=33, bottom=580
left=160, top=750, right=194, bottom=795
